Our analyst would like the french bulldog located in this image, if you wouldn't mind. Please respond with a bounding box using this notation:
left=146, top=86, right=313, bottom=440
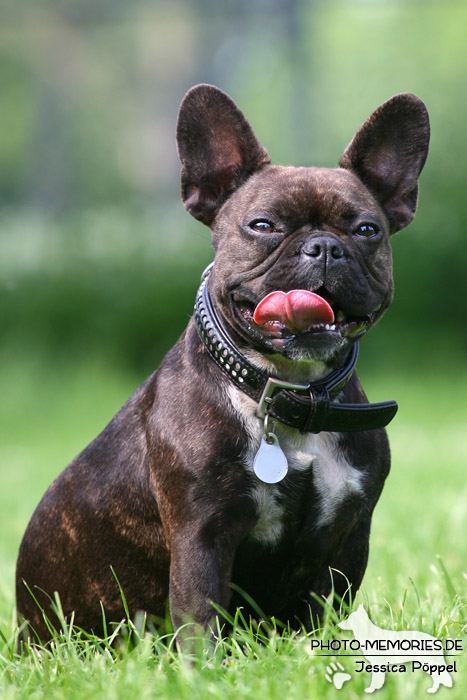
left=16, top=85, right=430, bottom=644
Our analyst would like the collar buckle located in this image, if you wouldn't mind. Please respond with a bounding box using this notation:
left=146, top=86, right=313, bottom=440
left=255, top=376, right=309, bottom=419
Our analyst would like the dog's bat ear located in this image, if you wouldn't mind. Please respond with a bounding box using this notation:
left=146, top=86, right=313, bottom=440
left=339, top=94, right=430, bottom=234
left=176, top=84, right=270, bottom=226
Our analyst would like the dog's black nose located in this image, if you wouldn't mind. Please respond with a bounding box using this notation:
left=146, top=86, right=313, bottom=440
left=302, top=236, right=344, bottom=261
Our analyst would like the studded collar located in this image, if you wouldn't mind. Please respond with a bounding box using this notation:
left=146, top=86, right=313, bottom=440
left=193, top=265, right=398, bottom=434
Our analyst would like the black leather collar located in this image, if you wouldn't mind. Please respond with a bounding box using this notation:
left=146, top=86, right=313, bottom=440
left=194, top=268, right=397, bottom=433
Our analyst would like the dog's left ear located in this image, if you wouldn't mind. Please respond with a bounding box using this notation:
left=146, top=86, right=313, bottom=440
left=340, top=94, right=430, bottom=233
left=176, top=84, right=270, bottom=226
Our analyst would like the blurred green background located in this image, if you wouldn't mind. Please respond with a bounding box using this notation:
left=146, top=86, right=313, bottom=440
left=1, top=0, right=466, bottom=374
left=1, top=0, right=466, bottom=623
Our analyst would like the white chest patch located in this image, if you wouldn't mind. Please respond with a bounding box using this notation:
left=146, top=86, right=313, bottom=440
left=249, top=482, right=285, bottom=546
left=308, top=434, right=365, bottom=528
left=227, top=385, right=366, bottom=545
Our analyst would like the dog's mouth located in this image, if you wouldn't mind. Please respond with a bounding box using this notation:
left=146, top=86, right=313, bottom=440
left=234, top=289, right=375, bottom=346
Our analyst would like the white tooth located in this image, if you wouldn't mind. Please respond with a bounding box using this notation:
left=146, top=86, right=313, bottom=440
left=330, top=324, right=336, bottom=331
left=336, top=310, right=345, bottom=323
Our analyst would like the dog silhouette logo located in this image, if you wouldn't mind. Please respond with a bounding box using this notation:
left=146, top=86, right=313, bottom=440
left=337, top=605, right=454, bottom=694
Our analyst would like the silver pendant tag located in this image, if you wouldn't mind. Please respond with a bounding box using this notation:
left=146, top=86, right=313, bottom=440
left=253, top=434, right=288, bottom=483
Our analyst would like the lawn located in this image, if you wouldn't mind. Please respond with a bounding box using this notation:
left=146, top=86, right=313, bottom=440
left=0, top=351, right=466, bottom=698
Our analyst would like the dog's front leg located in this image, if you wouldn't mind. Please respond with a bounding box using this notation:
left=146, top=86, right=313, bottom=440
left=288, top=516, right=372, bottom=629
left=169, top=527, right=235, bottom=647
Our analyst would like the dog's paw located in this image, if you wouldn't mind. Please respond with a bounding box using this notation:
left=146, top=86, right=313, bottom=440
left=325, top=661, right=351, bottom=689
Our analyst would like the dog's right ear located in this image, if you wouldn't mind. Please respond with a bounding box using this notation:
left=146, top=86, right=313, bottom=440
left=176, top=84, right=270, bottom=226
left=340, top=94, right=430, bottom=234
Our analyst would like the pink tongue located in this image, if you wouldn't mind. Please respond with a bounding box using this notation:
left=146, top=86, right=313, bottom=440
left=253, top=290, right=334, bottom=332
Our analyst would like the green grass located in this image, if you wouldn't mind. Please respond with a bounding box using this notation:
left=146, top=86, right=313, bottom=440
left=1, top=352, right=466, bottom=698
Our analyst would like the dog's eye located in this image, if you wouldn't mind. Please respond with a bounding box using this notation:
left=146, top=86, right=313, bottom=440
left=249, top=220, right=275, bottom=233
left=354, top=223, right=380, bottom=237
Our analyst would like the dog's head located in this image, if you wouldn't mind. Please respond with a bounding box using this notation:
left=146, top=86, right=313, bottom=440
left=177, top=85, right=429, bottom=378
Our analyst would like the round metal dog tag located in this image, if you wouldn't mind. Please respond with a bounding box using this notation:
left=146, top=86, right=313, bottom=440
left=253, top=434, right=288, bottom=483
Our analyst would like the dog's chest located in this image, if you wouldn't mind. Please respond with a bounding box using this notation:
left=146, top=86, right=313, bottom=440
left=228, top=386, right=365, bottom=546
